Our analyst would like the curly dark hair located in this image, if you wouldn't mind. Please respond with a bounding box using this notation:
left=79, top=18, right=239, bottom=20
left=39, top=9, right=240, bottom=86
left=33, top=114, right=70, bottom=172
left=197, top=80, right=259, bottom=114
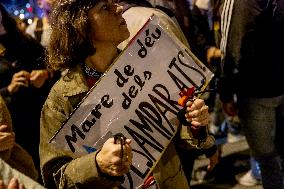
left=48, top=0, right=98, bottom=71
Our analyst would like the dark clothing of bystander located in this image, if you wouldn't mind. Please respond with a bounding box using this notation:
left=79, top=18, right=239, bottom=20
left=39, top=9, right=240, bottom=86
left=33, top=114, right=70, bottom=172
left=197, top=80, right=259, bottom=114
left=220, top=0, right=284, bottom=100
left=0, top=33, right=52, bottom=173
left=220, top=0, right=284, bottom=189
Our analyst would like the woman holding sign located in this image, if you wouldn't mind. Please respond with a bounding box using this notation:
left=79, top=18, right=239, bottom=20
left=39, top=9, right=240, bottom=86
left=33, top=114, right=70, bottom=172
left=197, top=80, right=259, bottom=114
left=39, top=0, right=212, bottom=188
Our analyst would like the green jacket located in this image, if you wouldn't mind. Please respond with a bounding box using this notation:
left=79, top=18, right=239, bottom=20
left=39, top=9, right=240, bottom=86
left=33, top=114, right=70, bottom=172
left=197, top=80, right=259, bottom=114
left=40, top=65, right=189, bottom=189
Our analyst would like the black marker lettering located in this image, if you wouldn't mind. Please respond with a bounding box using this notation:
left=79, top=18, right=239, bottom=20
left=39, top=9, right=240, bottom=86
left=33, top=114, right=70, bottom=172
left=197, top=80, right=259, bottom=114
left=137, top=39, right=147, bottom=58
left=101, top=94, right=113, bottom=108
left=122, top=92, right=132, bottom=109
left=65, top=124, right=85, bottom=153
left=114, top=69, right=129, bottom=87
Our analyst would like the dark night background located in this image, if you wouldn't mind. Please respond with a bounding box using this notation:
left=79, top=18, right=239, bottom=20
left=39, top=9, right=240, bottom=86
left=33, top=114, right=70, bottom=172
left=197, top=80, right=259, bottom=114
left=1, top=0, right=41, bottom=19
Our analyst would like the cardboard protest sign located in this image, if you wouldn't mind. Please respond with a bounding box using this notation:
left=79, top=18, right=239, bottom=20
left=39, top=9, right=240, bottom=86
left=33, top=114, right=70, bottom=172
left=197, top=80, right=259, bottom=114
left=50, top=14, right=214, bottom=188
left=0, top=159, right=46, bottom=189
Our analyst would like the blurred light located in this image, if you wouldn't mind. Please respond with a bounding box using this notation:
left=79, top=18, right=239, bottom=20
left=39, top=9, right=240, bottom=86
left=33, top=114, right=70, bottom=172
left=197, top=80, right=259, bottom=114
left=27, top=7, right=33, bottom=13
left=26, top=3, right=31, bottom=8
left=28, top=19, right=33, bottom=25
left=20, top=9, right=24, bottom=14
left=14, top=10, right=19, bottom=15
left=19, top=14, right=25, bottom=19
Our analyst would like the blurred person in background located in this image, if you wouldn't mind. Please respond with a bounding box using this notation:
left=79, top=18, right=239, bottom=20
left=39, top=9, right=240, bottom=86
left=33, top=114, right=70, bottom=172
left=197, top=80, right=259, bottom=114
left=0, top=3, right=55, bottom=178
left=26, top=0, right=55, bottom=47
left=13, top=17, right=27, bottom=34
left=0, top=95, right=38, bottom=180
left=220, top=0, right=284, bottom=188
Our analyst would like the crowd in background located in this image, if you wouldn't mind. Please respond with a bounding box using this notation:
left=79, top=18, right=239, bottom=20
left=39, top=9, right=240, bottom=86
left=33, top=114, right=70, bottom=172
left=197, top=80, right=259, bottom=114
left=0, top=0, right=283, bottom=188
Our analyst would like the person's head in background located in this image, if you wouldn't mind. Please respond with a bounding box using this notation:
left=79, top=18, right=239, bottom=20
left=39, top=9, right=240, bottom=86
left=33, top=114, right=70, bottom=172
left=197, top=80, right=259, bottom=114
left=13, top=17, right=27, bottom=33
left=0, top=4, right=24, bottom=38
left=48, top=0, right=129, bottom=71
left=37, top=0, right=56, bottom=17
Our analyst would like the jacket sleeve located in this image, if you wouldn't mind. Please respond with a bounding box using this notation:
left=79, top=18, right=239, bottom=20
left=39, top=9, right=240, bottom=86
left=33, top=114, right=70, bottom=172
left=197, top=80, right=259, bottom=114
left=219, top=0, right=270, bottom=102
left=177, top=107, right=216, bottom=155
left=0, top=87, right=12, bottom=105
left=40, top=92, right=121, bottom=189
left=0, top=95, right=38, bottom=180
left=0, top=95, right=13, bottom=160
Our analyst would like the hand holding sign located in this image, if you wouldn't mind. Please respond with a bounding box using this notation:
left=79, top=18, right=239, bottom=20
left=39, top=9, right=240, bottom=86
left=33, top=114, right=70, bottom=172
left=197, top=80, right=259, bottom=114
left=96, top=138, right=132, bottom=177
left=185, top=99, right=209, bottom=127
left=178, top=88, right=214, bottom=149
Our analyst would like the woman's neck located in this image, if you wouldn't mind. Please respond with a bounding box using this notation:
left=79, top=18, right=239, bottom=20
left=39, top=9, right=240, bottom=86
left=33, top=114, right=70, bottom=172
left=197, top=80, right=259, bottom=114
left=85, top=42, right=118, bottom=72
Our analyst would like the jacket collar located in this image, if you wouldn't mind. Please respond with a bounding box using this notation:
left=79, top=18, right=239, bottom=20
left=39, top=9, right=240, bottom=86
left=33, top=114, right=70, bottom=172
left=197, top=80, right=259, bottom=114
left=61, top=64, right=90, bottom=97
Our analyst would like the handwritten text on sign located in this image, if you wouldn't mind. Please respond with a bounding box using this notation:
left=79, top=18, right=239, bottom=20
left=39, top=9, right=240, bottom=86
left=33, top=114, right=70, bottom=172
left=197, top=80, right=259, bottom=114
left=51, top=15, right=213, bottom=188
